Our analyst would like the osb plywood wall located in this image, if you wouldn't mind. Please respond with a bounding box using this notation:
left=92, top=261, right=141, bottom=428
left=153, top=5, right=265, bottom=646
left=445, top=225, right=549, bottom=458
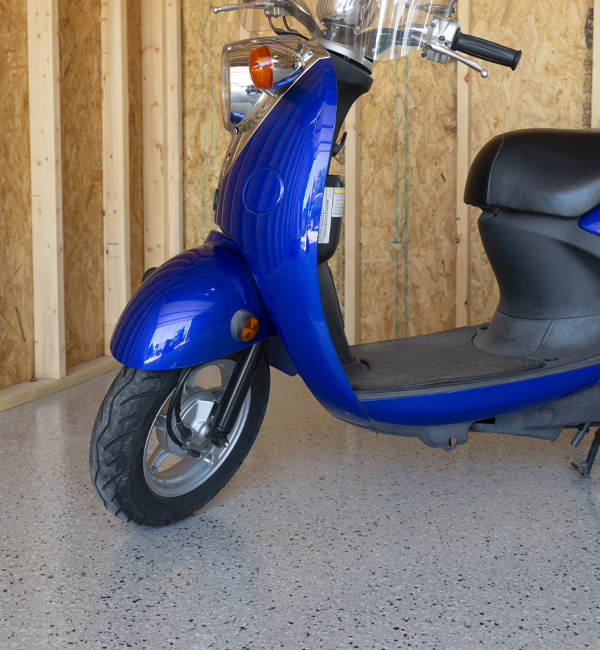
left=59, top=0, right=104, bottom=368
left=0, top=0, right=33, bottom=391
left=360, top=58, right=457, bottom=344
left=182, top=2, right=239, bottom=248
left=468, top=0, right=594, bottom=324
left=359, top=0, right=594, bottom=342
left=0, top=0, right=144, bottom=390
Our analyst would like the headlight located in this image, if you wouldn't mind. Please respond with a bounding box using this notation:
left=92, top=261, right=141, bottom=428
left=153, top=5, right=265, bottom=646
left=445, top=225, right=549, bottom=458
left=221, top=43, right=264, bottom=132
left=317, top=0, right=379, bottom=30
left=221, top=40, right=306, bottom=133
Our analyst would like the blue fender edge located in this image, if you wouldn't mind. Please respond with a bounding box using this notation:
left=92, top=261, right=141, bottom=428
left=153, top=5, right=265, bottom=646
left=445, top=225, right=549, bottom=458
left=111, top=232, right=283, bottom=371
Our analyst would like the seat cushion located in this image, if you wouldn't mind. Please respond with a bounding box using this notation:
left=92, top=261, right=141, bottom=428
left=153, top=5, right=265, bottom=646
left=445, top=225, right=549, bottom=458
left=465, top=129, right=600, bottom=217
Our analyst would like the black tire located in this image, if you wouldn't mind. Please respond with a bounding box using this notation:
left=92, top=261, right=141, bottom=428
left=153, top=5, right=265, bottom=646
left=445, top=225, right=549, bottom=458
left=89, top=356, right=270, bottom=526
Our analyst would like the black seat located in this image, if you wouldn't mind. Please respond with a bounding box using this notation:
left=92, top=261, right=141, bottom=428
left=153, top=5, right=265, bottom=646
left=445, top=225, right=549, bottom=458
left=465, top=129, right=600, bottom=217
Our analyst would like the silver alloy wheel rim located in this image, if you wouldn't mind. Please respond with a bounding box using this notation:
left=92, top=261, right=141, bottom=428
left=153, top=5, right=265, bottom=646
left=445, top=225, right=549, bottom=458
left=142, top=359, right=251, bottom=498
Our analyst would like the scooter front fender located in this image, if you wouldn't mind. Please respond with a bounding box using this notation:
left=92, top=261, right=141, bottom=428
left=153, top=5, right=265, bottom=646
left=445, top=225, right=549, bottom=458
left=110, top=233, right=277, bottom=371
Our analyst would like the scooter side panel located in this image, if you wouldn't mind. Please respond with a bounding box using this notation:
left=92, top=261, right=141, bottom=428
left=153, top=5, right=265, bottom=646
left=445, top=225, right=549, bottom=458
left=110, top=235, right=277, bottom=371
left=361, top=362, right=600, bottom=427
left=216, top=59, right=367, bottom=426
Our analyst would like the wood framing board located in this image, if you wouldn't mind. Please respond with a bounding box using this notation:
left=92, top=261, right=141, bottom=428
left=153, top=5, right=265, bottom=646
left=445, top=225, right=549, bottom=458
left=593, top=0, right=600, bottom=126
left=142, top=0, right=167, bottom=267
left=182, top=1, right=239, bottom=248
left=469, top=0, right=593, bottom=324
left=128, top=0, right=145, bottom=292
left=102, top=0, right=131, bottom=356
left=142, top=0, right=184, bottom=267
left=0, top=356, right=119, bottom=413
left=344, top=104, right=361, bottom=345
left=27, top=0, right=66, bottom=379
left=1, top=0, right=34, bottom=390
left=59, top=0, right=104, bottom=368
left=165, top=0, right=184, bottom=258
left=359, top=56, right=457, bottom=344
left=455, top=0, right=471, bottom=328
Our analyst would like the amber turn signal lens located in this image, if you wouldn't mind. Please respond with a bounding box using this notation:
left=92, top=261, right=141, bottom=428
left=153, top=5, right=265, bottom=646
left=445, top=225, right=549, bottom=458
left=240, top=317, right=260, bottom=342
left=249, top=45, right=273, bottom=90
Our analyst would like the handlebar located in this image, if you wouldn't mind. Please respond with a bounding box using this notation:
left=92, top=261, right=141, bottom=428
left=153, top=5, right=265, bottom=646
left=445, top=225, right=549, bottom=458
left=451, top=30, right=522, bottom=71
left=217, top=2, right=522, bottom=76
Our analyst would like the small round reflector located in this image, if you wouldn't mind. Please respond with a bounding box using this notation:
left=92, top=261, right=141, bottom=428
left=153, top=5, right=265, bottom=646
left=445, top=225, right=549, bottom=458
left=249, top=45, right=273, bottom=90
left=241, top=317, right=260, bottom=342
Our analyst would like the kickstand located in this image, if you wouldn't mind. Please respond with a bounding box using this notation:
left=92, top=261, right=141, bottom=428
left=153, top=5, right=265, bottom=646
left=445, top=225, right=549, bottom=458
left=572, top=427, right=600, bottom=478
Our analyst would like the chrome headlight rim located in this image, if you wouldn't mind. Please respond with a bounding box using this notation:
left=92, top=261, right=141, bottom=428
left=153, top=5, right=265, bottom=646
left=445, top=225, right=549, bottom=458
left=221, top=37, right=312, bottom=134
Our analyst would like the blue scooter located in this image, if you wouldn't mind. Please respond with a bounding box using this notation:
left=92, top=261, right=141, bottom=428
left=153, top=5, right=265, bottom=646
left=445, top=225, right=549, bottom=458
left=90, top=0, right=600, bottom=526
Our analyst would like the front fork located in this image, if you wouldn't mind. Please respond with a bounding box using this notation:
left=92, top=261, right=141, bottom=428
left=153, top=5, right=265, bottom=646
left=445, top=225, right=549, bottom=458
left=207, top=340, right=268, bottom=447
left=167, top=340, right=268, bottom=454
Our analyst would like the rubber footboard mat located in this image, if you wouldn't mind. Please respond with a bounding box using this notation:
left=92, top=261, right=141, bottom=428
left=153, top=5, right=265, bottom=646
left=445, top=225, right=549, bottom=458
left=349, top=327, right=543, bottom=392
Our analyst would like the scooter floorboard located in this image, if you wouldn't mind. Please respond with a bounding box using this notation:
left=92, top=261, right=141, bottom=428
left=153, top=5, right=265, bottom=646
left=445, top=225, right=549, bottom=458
left=348, top=326, right=577, bottom=393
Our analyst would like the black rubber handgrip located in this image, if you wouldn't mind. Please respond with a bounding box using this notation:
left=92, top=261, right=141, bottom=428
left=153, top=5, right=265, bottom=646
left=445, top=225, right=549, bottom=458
left=451, top=30, right=522, bottom=71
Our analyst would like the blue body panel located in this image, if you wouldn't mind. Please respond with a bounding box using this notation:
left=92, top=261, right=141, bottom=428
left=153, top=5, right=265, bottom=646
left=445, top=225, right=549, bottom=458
left=579, top=203, right=600, bottom=235
left=110, top=232, right=277, bottom=371
left=361, top=363, right=600, bottom=428
left=216, top=59, right=367, bottom=426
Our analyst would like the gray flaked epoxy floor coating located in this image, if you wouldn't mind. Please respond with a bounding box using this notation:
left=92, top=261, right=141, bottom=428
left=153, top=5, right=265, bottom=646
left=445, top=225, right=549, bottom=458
left=1, top=370, right=599, bottom=650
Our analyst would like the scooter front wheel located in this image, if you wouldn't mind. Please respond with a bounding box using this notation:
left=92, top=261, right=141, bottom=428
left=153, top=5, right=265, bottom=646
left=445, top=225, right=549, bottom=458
left=89, top=355, right=270, bottom=526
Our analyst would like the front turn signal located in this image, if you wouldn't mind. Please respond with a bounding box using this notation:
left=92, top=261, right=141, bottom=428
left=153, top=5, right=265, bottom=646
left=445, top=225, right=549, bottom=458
left=249, top=45, right=274, bottom=90
left=249, top=43, right=305, bottom=92
left=231, top=309, right=261, bottom=343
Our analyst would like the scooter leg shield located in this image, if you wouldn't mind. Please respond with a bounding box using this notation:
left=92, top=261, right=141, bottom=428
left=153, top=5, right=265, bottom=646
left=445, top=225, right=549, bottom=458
left=110, top=233, right=277, bottom=371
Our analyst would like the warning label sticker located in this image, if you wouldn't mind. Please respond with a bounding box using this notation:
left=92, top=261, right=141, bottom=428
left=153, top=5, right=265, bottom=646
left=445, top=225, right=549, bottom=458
left=318, top=187, right=345, bottom=244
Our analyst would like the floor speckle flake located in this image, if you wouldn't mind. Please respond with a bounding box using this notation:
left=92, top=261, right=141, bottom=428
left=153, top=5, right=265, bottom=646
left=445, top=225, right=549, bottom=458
left=1, top=369, right=599, bottom=649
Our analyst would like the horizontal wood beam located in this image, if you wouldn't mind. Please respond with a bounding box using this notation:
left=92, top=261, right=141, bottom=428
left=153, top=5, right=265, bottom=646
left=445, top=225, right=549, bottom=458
left=0, top=357, right=120, bottom=413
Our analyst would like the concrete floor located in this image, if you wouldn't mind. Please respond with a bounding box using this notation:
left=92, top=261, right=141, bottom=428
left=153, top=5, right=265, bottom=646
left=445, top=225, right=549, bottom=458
left=1, top=369, right=600, bottom=650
